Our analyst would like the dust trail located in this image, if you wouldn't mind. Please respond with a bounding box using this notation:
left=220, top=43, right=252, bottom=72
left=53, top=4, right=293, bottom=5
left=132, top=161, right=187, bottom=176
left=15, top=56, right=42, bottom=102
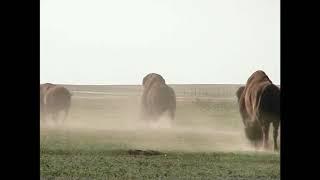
left=41, top=116, right=256, bottom=153
left=40, top=87, right=277, bottom=153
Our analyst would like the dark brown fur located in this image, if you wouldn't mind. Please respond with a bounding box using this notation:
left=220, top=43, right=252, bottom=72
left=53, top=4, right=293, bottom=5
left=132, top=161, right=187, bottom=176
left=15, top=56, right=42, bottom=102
left=40, top=83, right=72, bottom=123
left=140, top=73, right=176, bottom=122
left=236, top=70, right=280, bottom=151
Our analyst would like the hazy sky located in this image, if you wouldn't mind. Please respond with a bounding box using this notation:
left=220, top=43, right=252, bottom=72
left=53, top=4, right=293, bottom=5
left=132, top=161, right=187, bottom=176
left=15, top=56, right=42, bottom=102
left=40, top=0, right=280, bottom=85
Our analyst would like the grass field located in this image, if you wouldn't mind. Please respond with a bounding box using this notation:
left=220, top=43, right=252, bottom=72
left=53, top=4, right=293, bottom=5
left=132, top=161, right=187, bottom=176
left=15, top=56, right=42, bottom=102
left=40, top=84, right=280, bottom=179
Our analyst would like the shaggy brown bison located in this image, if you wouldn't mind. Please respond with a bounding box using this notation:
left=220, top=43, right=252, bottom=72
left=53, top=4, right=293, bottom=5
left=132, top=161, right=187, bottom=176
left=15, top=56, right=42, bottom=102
left=40, top=83, right=72, bottom=123
left=236, top=70, right=280, bottom=151
left=140, top=73, right=176, bottom=122
left=40, top=83, right=55, bottom=102
left=40, top=83, right=56, bottom=119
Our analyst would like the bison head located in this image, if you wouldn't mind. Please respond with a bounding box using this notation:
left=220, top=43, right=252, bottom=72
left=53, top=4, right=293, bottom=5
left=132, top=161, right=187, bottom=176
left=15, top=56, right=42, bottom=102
left=40, top=83, right=55, bottom=103
left=236, top=86, right=245, bottom=102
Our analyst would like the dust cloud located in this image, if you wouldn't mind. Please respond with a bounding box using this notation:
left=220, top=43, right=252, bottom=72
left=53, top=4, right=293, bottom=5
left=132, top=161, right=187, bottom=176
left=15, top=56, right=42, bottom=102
left=41, top=112, right=257, bottom=153
left=40, top=88, right=277, bottom=153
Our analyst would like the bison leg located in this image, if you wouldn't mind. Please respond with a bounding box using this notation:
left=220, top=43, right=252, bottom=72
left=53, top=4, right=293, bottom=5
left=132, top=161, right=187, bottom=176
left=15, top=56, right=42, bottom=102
left=262, top=123, right=270, bottom=150
left=169, top=109, right=175, bottom=121
left=63, top=108, right=70, bottom=123
left=42, top=107, right=49, bottom=122
left=52, top=112, right=59, bottom=123
left=273, top=121, right=280, bottom=151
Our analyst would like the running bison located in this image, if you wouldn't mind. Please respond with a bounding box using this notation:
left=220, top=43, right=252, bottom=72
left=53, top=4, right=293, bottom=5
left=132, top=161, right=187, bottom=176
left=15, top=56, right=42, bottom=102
left=140, top=73, right=176, bottom=122
left=40, top=83, right=72, bottom=123
left=236, top=70, right=280, bottom=151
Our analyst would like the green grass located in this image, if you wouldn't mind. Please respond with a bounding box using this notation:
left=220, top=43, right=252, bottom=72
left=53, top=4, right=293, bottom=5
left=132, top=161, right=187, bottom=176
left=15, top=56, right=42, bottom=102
left=40, top=84, right=280, bottom=179
left=41, top=151, right=279, bottom=179
left=41, top=129, right=279, bottom=179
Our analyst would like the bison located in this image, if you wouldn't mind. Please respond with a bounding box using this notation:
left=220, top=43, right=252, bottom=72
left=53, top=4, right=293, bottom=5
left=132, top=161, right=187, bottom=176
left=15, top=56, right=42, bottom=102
left=40, top=83, right=72, bottom=123
left=40, top=83, right=56, bottom=120
left=236, top=70, right=280, bottom=151
left=140, top=73, right=176, bottom=122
